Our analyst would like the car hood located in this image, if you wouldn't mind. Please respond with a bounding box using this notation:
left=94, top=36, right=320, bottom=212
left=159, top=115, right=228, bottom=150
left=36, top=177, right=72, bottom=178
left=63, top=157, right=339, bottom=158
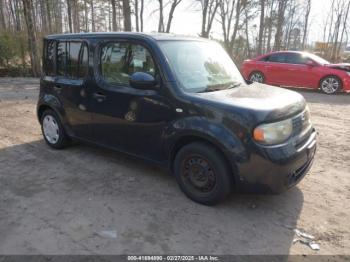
left=324, top=63, right=350, bottom=72
left=191, top=83, right=306, bottom=124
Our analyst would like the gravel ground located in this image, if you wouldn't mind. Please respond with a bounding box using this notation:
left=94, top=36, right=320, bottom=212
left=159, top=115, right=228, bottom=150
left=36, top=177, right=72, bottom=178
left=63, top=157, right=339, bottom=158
left=0, top=77, right=349, bottom=255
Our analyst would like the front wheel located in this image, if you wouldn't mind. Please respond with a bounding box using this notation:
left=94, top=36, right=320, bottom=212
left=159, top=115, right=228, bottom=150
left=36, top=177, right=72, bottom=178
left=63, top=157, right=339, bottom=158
left=320, top=76, right=341, bottom=94
left=249, top=71, right=265, bottom=83
left=173, top=142, right=233, bottom=205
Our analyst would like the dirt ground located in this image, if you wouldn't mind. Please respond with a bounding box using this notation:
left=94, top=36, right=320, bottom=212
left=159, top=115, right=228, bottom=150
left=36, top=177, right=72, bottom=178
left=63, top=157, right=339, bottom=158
left=0, top=77, right=349, bottom=255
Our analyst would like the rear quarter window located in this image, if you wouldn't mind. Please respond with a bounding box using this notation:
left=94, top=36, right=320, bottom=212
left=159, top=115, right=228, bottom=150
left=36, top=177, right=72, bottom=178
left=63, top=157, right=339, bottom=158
left=43, top=40, right=55, bottom=76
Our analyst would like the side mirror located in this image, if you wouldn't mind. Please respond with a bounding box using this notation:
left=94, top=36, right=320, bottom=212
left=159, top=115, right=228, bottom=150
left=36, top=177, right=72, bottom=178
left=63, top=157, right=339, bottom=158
left=129, top=72, right=157, bottom=90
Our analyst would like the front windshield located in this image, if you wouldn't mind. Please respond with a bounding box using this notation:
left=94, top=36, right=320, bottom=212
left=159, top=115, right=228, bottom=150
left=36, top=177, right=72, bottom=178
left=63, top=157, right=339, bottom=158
left=307, top=53, right=330, bottom=65
left=159, top=40, right=245, bottom=93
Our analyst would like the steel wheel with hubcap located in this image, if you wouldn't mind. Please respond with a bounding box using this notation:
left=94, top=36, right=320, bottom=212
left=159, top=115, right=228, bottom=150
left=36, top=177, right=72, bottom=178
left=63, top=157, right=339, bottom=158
left=174, top=142, right=233, bottom=205
left=249, top=72, right=264, bottom=83
left=43, top=115, right=60, bottom=144
left=41, top=109, right=70, bottom=149
left=320, top=76, right=341, bottom=94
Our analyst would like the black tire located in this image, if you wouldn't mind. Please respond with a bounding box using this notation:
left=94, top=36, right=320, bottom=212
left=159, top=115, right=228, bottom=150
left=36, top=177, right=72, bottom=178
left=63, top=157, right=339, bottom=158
left=40, top=109, right=70, bottom=149
left=174, top=142, right=233, bottom=205
left=319, top=76, right=342, bottom=94
left=249, top=71, right=265, bottom=83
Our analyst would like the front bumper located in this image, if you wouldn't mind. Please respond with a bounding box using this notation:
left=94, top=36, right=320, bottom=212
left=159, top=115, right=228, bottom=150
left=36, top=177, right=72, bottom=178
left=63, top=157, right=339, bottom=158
left=237, top=130, right=317, bottom=193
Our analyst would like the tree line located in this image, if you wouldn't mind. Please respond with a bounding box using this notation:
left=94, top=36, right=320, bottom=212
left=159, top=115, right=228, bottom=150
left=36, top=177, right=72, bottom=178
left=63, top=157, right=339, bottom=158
left=0, top=0, right=349, bottom=77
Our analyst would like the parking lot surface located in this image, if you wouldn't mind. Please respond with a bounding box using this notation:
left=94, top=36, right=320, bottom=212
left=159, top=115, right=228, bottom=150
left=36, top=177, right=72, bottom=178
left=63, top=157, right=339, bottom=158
left=0, top=78, right=349, bottom=255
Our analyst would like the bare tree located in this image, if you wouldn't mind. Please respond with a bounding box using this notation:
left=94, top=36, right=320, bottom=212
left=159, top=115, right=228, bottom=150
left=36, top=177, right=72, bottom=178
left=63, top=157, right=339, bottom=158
left=273, top=0, right=288, bottom=50
left=301, top=0, right=311, bottom=49
left=244, top=8, right=251, bottom=57
left=331, top=12, right=341, bottom=61
left=39, top=0, right=48, bottom=33
left=218, top=0, right=235, bottom=49
left=140, top=0, right=144, bottom=31
left=83, top=0, right=89, bottom=31
left=266, top=0, right=275, bottom=52
left=337, top=0, right=350, bottom=58
left=0, top=0, right=6, bottom=30
left=156, top=0, right=183, bottom=33
left=283, top=0, right=299, bottom=50
left=67, top=0, right=73, bottom=32
left=111, top=0, right=117, bottom=31
left=52, top=0, right=63, bottom=33
left=228, top=0, right=243, bottom=54
left=200, top=0, right=219, bottom=38
left=22, top=0, right=40, bottom=76
left=165, top=0, right=182, bottom=33
left=158, top=0, right=164, bottom=32
left=257, top=0, right=265, bottom=55
left=122, top=0, right=132, bottom=31
left=46, top=0, right=53, bottom=33
left=135, top=0, right=139, bottom=31
left=72, top=0, right=80, bottom=32
left=90, top=0, right=96, bottom=31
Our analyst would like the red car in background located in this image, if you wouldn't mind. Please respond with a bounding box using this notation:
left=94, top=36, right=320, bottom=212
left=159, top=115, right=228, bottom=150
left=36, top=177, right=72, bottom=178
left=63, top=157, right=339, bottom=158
left=241, top=51, right=350, bottom=94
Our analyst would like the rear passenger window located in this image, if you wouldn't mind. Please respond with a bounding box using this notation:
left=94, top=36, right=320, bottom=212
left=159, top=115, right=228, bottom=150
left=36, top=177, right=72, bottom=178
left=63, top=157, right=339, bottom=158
left=57, top=41, right=88, bottom=79
left=43, top=40, right=55, bottom=76
left=100, top=42, right=156, bottom=86
left=285, top=53, right=308, bottom=64
left=268, top=54, right=287, bottom=63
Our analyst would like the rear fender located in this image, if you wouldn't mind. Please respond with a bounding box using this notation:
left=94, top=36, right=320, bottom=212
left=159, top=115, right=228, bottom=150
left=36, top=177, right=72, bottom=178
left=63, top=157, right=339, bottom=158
left=37, top=94, right=73, bottom=136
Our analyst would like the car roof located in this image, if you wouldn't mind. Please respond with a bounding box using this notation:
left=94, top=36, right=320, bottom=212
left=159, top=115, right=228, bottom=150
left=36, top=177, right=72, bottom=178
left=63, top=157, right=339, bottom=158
left=266, top=51, right=305, bottom=55
left=45, top=32, right=207, bottom=42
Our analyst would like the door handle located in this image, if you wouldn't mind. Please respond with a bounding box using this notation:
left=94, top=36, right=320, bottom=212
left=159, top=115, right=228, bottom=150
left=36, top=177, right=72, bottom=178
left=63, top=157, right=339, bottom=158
left=93, top=92, right=106, bottom=102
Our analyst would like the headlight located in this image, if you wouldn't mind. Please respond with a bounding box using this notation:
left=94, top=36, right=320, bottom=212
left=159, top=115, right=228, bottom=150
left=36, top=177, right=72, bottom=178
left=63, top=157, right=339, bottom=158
left=346, top=72, right=350, bottom=76
left=253, top=118, right=293, bottom=145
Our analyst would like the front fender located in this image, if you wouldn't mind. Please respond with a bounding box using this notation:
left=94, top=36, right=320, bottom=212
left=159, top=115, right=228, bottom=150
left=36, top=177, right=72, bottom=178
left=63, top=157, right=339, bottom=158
left=163, top=116, right=248, bottom=166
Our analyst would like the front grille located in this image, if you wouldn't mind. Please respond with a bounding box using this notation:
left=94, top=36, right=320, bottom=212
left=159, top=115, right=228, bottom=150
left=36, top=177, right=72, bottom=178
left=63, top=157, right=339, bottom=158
left=292, top=109, right=311, bottom=136
left=292, top=109, right=313, bottom=149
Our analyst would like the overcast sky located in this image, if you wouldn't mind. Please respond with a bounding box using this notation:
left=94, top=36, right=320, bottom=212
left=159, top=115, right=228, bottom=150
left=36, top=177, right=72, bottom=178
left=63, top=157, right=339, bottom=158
left=139, top=0, right=335, bottom=44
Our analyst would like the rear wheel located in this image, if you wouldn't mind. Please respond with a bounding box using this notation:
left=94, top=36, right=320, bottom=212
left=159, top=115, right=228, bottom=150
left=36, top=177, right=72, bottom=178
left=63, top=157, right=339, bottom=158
left=320, top=76, right=341, bottom=94
left=249, top=71, right=265, bottom=83
left=41, top=109, right=70, bottom=149
left=174, top=142, right=233, bottom=205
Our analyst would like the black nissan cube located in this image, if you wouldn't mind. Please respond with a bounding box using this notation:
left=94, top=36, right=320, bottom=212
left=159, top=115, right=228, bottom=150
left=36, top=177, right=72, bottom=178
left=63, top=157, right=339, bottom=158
left=37, top=32, right=317, bottom=205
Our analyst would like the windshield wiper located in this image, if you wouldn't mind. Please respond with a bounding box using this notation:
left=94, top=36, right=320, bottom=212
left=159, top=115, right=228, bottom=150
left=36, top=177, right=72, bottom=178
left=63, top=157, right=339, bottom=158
left=198, top=82, right=242, bottom=93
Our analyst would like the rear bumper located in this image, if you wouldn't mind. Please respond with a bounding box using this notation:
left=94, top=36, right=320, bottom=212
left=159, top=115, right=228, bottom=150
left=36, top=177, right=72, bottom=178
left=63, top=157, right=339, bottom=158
left=237, top=130, right=317, bottom=193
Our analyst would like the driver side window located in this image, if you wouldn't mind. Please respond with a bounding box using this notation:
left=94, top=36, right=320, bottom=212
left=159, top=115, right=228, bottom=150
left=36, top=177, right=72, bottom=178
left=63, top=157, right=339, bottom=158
left=100, top=42, right=156, bottom=86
